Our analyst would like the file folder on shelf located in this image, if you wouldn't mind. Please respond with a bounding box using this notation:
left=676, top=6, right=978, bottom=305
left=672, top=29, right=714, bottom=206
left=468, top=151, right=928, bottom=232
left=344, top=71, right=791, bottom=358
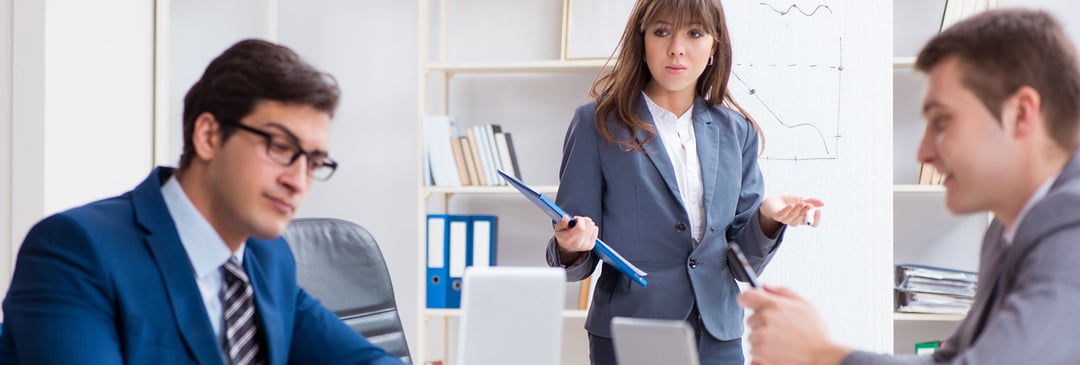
left=426, top=215, right=450, bottom=308
left=468, top=215, right=497, bottom=268
left=497, top=170, right=648, bottom=287
left=447, top=215, right=470, bottom=308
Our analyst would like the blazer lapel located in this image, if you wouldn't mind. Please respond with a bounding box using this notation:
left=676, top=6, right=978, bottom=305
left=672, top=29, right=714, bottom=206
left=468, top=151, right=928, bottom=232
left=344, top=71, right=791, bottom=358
left=245, top=247, right=286, bottom=365
left=634, top=96, right=683, bottom=203
left=692, top=97, right=720, bottom=220
left=960, top=221, right=1006, bottom=347
left=133, top=167, right=225, bottom=365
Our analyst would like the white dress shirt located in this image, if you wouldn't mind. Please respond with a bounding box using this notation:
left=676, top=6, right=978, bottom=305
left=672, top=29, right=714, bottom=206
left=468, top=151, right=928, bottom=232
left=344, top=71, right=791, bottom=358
left=161, top=176, right=247, bottom=363
left=643, top=93, right=706, bottom=244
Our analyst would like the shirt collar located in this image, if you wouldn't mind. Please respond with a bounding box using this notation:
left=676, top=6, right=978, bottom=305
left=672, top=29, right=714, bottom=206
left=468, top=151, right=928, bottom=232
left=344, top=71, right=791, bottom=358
left=642, top=92, right=693, bottom=125
left=161, top=175, right=244, bottom=278
left=1003, top=172, right=1060, bottom=244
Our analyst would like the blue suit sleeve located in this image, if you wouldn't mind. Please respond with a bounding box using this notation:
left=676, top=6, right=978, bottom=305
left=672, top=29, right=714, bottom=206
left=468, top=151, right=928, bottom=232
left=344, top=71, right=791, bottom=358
left=287, top=288, right=404, bottom=365
left=724, top=111, right=785, bottom=277
left=546, top=104, right=603, bottom=281
left=1, top=214, right=124, bottom=364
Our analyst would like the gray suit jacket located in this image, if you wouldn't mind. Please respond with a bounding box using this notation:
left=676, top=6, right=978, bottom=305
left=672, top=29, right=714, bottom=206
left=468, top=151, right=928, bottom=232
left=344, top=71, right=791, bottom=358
left=546, top=96, right=784, bottom=340
left=844, top=151, right=1080, bottom=364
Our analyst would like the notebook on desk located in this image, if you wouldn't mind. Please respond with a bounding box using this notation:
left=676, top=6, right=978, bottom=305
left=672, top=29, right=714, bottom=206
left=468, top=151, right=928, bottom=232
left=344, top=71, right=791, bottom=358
left=455, top=266, right=566, bottom=365
left=611, top=317, right=700, bottom=365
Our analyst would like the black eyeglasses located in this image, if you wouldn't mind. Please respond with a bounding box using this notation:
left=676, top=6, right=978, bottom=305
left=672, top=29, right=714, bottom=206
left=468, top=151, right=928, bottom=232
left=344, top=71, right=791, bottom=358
left=226, top=121, right=338, bottom=181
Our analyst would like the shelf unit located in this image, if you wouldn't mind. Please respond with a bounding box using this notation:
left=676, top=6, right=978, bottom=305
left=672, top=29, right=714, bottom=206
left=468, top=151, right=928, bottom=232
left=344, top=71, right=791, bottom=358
left=425, top=308, right=589, bottom=319
left=426, top=60, right=609, bottom=74
left=890, top=0, right=994, bottom=355
left=414, top=1, right=609, bottom=364
left=893, top=313, right=966, bottom=322
left=422, top=185, right=559, bottom=196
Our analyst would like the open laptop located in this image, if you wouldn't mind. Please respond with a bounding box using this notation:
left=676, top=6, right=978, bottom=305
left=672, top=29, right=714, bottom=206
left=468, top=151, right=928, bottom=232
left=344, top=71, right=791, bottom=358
left=611, top=316, right=701, bottom=365
left=455, top=267, right=566, bottom=365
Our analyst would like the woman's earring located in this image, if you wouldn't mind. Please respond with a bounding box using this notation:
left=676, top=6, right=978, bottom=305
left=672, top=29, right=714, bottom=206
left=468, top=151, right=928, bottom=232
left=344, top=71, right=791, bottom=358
left=707, top=56, right=714, bottom=66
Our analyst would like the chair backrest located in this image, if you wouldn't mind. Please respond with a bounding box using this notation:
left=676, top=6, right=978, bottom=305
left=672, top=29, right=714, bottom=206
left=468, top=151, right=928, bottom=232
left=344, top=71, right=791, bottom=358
left=282, top=218, right=411, bottom=363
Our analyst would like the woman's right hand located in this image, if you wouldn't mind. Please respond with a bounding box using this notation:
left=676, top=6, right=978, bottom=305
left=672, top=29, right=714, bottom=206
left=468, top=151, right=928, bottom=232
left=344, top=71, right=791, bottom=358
left=554, top=215, right=598, bottom=265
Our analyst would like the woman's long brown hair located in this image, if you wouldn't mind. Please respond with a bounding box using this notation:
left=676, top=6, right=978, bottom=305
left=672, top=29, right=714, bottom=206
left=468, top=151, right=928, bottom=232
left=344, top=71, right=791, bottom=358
left=590, top=0, right=762, bottom=152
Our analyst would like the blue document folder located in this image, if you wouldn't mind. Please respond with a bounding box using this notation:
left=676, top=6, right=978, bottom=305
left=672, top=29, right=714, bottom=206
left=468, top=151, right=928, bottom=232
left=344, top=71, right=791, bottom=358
left=446, top=215, right=470, bottom=308
left=497, top=170, right=648, bottom=287
left=426, top=215, right=450, bottom=308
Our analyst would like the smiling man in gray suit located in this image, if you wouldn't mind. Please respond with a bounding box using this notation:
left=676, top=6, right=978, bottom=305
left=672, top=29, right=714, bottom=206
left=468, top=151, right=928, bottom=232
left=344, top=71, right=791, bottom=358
left=737, top=8, right=1080, bottom=365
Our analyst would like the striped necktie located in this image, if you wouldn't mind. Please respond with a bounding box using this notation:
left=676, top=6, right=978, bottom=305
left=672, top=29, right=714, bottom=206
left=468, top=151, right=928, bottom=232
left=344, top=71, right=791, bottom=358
left=222, top=257, right=265, bottom=365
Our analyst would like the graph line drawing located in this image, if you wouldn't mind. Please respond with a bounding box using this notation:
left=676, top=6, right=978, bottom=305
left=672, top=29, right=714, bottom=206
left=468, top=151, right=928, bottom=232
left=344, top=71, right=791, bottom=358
left=759, top=3, right=833, bottom=17
left=727, top=2, right=845, bottom=161
left=731, top=71, right=833, bottom=157
left=731, top=37, right=844, bottom=161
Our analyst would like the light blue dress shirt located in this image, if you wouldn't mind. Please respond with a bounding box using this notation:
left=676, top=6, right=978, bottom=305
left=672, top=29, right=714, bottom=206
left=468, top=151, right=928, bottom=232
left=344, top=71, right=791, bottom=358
left=160, top=176, right=247, bottom=364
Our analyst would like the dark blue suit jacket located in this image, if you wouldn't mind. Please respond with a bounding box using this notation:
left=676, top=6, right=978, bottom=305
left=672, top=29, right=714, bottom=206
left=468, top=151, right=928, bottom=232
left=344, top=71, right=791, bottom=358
left=547, top=96, right=784, bottom=341
left=0, top=167, right=403, bottom=365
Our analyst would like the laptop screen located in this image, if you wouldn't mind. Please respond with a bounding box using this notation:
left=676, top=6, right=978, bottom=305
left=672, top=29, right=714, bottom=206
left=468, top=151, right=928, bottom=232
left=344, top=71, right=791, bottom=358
left=611, top=317, right=701, bottom=365
left=456, top=267, right=566, bottom=365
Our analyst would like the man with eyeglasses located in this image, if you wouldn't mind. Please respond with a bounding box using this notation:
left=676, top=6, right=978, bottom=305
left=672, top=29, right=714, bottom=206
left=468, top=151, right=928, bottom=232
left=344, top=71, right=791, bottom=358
left=0, top=39, right=404, bottom=365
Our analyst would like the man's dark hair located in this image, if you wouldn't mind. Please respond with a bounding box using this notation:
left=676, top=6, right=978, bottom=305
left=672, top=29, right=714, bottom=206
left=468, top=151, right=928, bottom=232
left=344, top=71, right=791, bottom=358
left=178, top=39, right=340, bottom=171
left=916, top=9, right=1080, bottom=151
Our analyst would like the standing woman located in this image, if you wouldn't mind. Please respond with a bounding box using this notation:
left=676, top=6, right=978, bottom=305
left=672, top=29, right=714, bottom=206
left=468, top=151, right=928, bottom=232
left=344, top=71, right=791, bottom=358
left=546, top=0, right=824, bottom=363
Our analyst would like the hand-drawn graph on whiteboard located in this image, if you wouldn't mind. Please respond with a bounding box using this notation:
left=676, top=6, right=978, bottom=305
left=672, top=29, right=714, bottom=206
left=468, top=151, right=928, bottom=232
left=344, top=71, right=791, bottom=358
left=725, top=1, right=845, bottom=161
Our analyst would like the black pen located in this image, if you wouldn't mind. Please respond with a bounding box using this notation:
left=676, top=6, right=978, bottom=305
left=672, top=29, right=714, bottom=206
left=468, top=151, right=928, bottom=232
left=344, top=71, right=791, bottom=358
left=727, top=242, right=761, bottom=288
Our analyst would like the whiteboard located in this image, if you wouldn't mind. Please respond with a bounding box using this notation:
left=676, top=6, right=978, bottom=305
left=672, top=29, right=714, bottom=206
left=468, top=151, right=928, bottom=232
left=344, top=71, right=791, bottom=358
left=723, top=0, right=895, bottom=354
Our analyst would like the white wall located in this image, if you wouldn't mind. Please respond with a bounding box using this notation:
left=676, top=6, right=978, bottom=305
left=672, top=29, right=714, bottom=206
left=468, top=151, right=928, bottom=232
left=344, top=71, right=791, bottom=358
left=162, top=0, right=430, bottom=359
left=274, top=0, right=428, bottom=360
left=166, top=0, right=267, bottom=166
left=1, top=0, right=13, bottom=289
left=4, top=0, right=154, bottom=305
left=41, top=1, right=154, bottom=213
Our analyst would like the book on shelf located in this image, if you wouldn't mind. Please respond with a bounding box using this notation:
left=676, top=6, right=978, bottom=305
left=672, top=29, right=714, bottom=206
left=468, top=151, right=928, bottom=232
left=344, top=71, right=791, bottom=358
left=578, top=275, right=592, bottom=310
left=450, top=137, right=471, bottom=186
left=425, top=117, right=524, bottom=187
left=472, top=124, right=498, bottom=186
left=917, top=163, right=942, bottom=185
left=480, top=125, right=504, bottom=185
left=578, top=270, right=600, bottom=310
left=459, top=136, right=480, bottom=186
left=494, top=131, right=522, bottom=180
left=464, top=131, right=487, bottom=186
left=895, top=264, right=977, bottom=315
left=503, top=133, right=523, bottom=179
left=423, top=115, right=462, bottom=187
left=915, top=340, right=943, bottom=355
left=916, top=163, right=948, bottom=185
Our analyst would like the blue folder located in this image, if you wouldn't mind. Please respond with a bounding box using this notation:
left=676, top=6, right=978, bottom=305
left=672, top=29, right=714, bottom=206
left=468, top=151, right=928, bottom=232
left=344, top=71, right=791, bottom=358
left=426, top=214, right=450, bottom=308
left=468, top=215, right=498, bottom=268
left=446, top=215, right=470, bottom=308
left=497, top=170, right=648, bottom=287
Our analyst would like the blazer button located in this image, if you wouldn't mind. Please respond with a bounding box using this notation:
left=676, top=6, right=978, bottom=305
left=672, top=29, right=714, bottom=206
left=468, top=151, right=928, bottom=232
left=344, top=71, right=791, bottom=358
left=688, top=257, right=698, bottom=269
left=675, top=222, right=687, bottom=232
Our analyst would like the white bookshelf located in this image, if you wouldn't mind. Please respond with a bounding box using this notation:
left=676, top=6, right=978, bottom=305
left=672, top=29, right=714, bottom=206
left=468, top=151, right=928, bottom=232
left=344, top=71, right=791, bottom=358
left=415, top=1, right=601, bottom=364
left=423, top=185, right=558, bottom=196
left=891, top=0, right=994, bottom=355
left=425, top=308, right=588, bottom=319
left=426, top=60, right=608, bottom=74
left=894, top=313, right=966, bottom=322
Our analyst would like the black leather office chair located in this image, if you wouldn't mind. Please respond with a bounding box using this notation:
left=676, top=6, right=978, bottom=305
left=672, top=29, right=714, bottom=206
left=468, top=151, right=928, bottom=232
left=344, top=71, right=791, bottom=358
left=282, top=218, right=411, bottom=364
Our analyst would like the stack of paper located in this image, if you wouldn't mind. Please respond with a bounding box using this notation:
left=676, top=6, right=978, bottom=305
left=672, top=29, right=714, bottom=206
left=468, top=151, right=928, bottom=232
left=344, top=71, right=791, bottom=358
left=895, top=264, right=977, bottom=315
